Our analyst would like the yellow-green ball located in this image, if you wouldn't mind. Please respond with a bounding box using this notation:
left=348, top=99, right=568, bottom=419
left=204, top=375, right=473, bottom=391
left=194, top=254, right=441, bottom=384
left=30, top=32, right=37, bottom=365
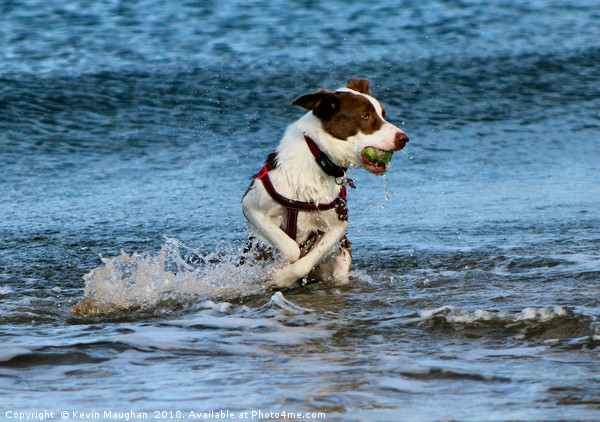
left=363, top=147, right=393, bottom=166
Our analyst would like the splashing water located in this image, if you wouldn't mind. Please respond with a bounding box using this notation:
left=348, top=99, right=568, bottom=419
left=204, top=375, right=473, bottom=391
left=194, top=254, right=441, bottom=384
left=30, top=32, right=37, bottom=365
left=70, top=237, right=273, bottom=317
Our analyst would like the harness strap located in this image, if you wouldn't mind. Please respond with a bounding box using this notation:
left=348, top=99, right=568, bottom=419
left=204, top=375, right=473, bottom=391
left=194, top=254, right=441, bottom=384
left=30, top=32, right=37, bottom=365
left=286, top=208, right=299, bottom=241
left=257, top=165, right=346, bottom=240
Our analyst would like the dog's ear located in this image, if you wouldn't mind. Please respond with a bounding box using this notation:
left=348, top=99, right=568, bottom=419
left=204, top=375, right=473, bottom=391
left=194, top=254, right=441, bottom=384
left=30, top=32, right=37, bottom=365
left=292, top=89, right=339, bottom=120
left=346, top=78, right=370, bottom=95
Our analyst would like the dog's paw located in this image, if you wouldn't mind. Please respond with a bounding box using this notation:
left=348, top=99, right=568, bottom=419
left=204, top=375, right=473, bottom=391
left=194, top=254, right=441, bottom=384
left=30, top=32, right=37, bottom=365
left=269, top=264, right=302, bottom=290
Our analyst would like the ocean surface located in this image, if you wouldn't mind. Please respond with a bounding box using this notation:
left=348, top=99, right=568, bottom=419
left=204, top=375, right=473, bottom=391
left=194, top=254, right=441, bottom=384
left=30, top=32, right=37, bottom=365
left=1, top=0, right=600, bottom=421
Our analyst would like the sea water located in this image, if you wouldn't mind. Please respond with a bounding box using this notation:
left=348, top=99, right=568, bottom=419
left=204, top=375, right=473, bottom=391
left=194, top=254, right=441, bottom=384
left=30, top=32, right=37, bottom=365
left=1, top=1, right=600, bottom=421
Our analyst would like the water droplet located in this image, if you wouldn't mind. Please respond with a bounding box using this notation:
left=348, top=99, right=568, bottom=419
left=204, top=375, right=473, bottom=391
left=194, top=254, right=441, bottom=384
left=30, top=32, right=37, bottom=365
left=382, top=171, right=390, bottom=201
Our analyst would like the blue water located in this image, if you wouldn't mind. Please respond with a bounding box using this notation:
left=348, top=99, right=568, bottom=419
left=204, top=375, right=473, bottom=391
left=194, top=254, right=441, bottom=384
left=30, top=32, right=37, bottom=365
left=1, top=1, right=600, bottom=421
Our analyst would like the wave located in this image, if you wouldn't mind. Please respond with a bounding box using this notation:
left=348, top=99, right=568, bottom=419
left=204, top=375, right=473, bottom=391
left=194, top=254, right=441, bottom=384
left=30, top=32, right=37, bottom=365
left=384, top=305, right=600, bottom=348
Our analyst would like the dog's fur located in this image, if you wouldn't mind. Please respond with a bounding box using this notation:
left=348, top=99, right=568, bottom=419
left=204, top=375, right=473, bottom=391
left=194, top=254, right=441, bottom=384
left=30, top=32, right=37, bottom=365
left=242, top=79, right=408, bottom=289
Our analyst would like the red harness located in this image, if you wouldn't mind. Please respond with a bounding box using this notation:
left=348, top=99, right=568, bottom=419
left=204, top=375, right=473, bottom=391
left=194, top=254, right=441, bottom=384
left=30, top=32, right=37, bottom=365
left=256, top=135, right=351, bottom=241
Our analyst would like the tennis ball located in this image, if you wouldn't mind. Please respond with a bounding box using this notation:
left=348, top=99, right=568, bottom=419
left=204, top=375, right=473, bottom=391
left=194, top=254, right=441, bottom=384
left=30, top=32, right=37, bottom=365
left=363, top=147, right=393, bottom=166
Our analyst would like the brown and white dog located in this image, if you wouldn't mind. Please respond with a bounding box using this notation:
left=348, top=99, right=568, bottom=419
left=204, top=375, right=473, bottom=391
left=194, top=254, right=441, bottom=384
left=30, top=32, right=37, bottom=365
left=242, top=78, right=408, bottom=289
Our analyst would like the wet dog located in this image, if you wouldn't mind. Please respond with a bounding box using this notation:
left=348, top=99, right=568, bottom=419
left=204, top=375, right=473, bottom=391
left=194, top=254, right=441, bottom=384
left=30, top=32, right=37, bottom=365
left=242, top=79, right=408, bottom=289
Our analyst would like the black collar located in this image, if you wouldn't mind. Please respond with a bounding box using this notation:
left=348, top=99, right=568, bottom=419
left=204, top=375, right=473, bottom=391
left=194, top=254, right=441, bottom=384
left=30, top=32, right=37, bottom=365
left=304, top=135, right=347, bottom=179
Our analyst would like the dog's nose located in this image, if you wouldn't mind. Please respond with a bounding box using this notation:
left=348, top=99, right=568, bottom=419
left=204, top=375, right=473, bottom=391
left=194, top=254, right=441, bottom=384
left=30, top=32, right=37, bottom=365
left=394, top=132, right=409, bottom=150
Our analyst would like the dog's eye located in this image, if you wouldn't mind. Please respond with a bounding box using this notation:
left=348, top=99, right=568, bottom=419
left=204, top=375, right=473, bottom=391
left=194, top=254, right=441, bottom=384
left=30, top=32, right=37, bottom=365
left=361, top=113, right=370, bottom=119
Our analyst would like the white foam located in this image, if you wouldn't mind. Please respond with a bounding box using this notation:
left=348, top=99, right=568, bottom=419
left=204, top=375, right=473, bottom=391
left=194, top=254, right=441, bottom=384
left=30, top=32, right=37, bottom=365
left=516, top=306, right=569, bottom=322
left=406, top=305, right=579, bottom=329
left=199, top=300, right=233, bottom=313
left=267, top=291, right=314, bottom=314
left=418, top=305, right=456, bottom=319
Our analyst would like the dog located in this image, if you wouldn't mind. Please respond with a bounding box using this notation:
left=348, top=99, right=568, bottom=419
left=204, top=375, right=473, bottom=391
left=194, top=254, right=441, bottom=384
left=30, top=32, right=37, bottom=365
left=242, top=78, right=409, bottom=289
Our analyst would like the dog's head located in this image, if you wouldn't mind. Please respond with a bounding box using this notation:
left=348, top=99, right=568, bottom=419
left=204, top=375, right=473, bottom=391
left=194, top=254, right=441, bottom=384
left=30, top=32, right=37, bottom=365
left=293, top=78, right=408, bottom=175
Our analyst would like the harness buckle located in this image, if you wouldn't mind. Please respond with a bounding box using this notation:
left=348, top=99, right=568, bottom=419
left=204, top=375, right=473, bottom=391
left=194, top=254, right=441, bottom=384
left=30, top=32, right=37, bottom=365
left=257, top=165, right=269, bottom=180
left=336, top=176, right=356, bottom=189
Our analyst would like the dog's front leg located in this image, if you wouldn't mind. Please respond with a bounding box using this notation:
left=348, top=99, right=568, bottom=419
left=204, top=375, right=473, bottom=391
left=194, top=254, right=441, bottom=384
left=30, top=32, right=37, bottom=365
left=272, top=221, right=348, bottom=289
left=243, top=206, right=301, bottom=262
